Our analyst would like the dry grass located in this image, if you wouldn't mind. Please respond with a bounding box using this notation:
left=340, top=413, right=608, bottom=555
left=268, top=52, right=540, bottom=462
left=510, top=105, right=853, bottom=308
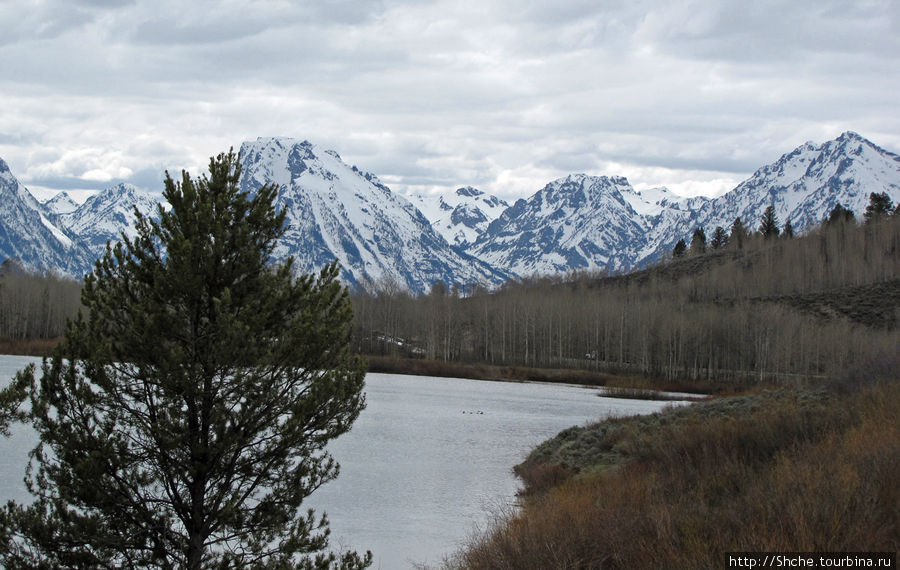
left=446, top=362, right=900, bottom=569
left=365, top=355, right=729, bottom=396
left=366, top=356, right=636, bottom=387
left=0, top=337, right=62, bottom=356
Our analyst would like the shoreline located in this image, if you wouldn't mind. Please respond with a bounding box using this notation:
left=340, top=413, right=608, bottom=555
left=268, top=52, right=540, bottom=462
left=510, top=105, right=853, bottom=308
left=364, top=355, right=722, bottom=398
left=0, top=338, right=62, bottom=357
left=0, top=343, right=718, bottom=400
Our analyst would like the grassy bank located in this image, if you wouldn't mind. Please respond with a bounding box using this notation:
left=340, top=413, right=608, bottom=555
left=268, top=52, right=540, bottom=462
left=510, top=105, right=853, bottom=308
left=0, top=337, right=62, bottom=357
left=446, top=357, right=900, bottom=568
left=365, top=355, right=727, bottom=394
left=366, top=355, right=628, bottom=385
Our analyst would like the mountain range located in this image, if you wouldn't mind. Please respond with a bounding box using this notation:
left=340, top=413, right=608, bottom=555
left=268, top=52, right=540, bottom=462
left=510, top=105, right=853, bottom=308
left=236, top=137, right=507, bottom=293
left=1, top=131, right=898, bottom=292
left=469, top=131, right=900, bottom=274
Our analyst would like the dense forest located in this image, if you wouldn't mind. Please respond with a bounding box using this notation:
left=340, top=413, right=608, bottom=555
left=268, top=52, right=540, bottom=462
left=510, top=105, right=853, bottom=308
left=352, top=201, right=900, bottom=387
left=0, top=260, right=82, bottom=343
left=2, top=195, right=898, bottom=390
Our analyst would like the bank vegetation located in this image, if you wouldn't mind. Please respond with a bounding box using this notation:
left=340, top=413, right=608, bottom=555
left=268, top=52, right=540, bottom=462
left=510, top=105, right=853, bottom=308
left=445, top=356, right=899, bottom=568
left=0, top=260, right=81, bottom=354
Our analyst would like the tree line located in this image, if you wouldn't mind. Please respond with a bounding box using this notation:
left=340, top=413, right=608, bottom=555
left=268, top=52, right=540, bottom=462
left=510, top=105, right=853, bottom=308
left=674, top=191, right=898, bottom=258
left=0, top=260, right=82, bottom=341
left=352, top=193, right=900, bottom=385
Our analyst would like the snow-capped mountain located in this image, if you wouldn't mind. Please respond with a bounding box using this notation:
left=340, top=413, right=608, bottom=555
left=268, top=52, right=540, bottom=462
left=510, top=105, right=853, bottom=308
left=684, top=131, right=900, bottom=242
left=238, top=137, right=508, bottom=293
left=623, top=188, right=711, bottom=265
left=465, top=132, right=900, bottom=275
left=468, top=174, right=694, bottom=274
left=3, top=131, right=898, bottom=288
left=1, top=141, right=509, bottom=292
left=0, top=158, right=95, bottom=276
left=42, top=191, right=79, bottom=214
left=58, top=183, right=163, bottom=261
left=410, top=187, right=509, bottom=247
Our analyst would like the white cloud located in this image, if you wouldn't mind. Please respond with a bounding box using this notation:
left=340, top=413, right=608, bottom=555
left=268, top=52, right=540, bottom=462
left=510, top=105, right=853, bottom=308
left=0, top=0, right=898, bottom=202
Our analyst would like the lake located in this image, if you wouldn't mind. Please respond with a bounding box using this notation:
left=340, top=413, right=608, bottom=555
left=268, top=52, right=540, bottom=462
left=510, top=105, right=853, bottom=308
left=0, top=355, right=679, bottom=568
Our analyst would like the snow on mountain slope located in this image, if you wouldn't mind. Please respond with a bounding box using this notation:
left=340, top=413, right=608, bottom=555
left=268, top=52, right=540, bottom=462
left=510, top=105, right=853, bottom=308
left=410, top=186, right=510, bottom=247
left=734, top=131, right=898, bottom=228
left=621, top=185, right=691, bottom=217
left=4, top=140, right=510, bottom=292
left=238, top=137, right=508, bottom=293
left=469, top=174, right=655, bottom=275
left=0, top=158, right=95, bottom=275
left=464, top=132, right=900, bottom=275
left=58, top=183, right=163, bottom=260
left=3, top=131, right=898, bottom=286
left=40, top=213, right=73, bottom=248
left=42, top=191, right=79, bottom=214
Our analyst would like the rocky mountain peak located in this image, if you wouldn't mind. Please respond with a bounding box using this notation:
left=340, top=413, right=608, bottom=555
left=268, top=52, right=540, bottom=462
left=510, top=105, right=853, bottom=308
left=456, top=186, right=483, bottom=198
left=42, top=191, right=79, bottom=214
left=237, top=137, right=507, bottom=293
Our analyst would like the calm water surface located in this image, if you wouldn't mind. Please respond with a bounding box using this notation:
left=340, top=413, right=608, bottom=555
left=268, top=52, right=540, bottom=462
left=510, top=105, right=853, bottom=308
left=0, top=355, right=679, bottom=569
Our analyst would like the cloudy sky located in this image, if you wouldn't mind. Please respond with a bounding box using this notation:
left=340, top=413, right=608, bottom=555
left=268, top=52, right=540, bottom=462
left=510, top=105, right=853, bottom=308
left=2, top=0, right=898, bottom=203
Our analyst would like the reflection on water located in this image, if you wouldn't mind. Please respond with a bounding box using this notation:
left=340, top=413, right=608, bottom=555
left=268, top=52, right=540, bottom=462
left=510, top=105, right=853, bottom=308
left=0, top=355, right=676, bottom=569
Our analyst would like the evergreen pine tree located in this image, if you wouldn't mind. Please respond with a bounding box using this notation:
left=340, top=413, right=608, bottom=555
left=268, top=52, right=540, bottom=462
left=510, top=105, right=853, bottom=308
left=863, top=191, right=894, bottom=223
left=0, top=373, right=27, bottom=436
left=783, top=220, right=794, bottom=238
left=825, top=203, right=855, bottom=226
left=672, top=239, right=687, bottom=258
left=759, top=206, right=780, bottom=239
left=1, top=151, right=371, bottom=569
left=690, top=227, right=707, bottom=255
left=729, top=217, right=747, bottom=250
left=710, top=226, right=729, bottom=250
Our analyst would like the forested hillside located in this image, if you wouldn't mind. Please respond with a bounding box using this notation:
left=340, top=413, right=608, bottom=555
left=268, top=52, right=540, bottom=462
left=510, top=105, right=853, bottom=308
left=353, top=205, right=900, bottom=388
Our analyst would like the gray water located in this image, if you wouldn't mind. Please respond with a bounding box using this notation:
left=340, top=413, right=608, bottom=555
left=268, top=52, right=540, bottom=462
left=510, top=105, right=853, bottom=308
left=0, top=355, right=678, bottom=568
